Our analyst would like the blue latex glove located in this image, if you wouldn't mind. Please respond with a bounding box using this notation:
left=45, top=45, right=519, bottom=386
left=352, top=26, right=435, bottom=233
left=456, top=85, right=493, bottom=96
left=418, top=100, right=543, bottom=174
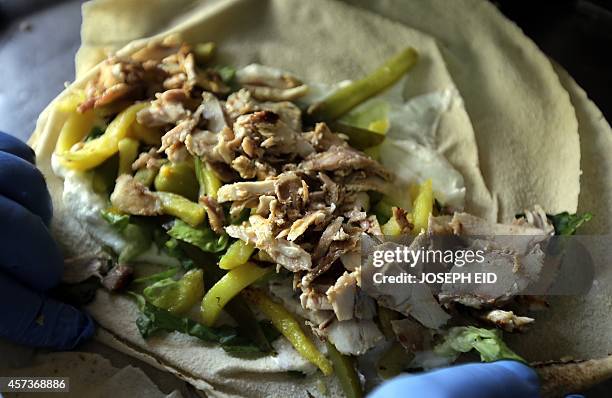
left=0, top=132, right=94, bottom=349
left=369, top=361, right=540, bottom=398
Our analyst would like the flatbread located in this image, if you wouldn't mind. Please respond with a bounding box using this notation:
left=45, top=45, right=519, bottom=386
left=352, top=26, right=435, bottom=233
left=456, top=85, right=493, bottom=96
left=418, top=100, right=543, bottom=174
left=0, top=351, right=182, bottom=398
left=553, top=64, right=612, bottom=236
left=343, top=0, right=582, bottom=222
left=504, top=66, right=612, bottom=362
left=29, top=1, right=493, bottom=397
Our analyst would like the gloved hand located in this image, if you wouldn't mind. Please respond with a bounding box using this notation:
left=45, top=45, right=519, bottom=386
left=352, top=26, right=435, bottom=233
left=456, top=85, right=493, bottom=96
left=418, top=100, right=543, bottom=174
left=369, top=360, right=540, bottom=398
left=0, top=131, right=94, bottom=349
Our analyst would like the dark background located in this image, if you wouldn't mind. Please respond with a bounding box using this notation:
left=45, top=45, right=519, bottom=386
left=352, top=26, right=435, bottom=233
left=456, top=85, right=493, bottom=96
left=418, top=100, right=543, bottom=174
left=0, top=0, right=610, bottom=395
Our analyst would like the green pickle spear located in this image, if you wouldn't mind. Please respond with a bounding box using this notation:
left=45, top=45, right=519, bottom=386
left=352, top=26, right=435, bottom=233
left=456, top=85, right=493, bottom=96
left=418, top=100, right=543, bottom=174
left=181, top=243, right=273, bottom=352
left=143, top=269, right=204, bottom=315
left=117, top=137, right=139, bottom=176
left=219, top=240, right=256, bottom=270
left=157, top=192, right=206, bottom=227
left=326, top=342, right=363, bottom=398
left=308, top=47, right=418, bottom=121
left=195, top=157, right=222, bottom=199
left=154, top=161, right=199, bottom=201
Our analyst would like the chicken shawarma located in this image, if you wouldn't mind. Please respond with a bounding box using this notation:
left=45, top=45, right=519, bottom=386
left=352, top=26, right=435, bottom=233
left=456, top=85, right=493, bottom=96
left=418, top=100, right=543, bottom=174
left=44, top=36, right=593, bottom=398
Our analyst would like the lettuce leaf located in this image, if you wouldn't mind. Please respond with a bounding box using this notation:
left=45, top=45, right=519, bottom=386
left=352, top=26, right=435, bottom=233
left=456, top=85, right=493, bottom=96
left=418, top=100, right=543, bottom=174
left=167, top=219, right=229, bottom=253
left=100, top=209, right=130, bottom=231
left=133, top=267, right=179, bottom=285
left=548, top=212, right=593, bottom=236
left=434, top=326, right=524, bottom=363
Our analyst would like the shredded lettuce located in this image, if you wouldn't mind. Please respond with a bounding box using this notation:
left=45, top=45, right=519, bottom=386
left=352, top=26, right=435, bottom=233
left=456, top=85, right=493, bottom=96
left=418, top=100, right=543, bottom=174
left=161, top=238, right=194, bottom=270
left=118, top=223, right=153, bottom=263
left=133, top=267, right=179, bottom=285
left=434, top=326, right=524, bottom=363
left=129, top=293, right=279, bottom=354
left=167, top=219, right=229, bottom=253
left=143, top=278, right=180, bottom=304
left=215, top=66, right=236, bottom=84
left=100, top=209, right=130, bottom=231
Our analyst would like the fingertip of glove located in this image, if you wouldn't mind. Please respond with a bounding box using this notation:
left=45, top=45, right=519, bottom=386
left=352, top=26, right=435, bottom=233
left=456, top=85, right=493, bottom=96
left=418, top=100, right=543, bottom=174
left=17, top=297, right=95, bottom=350
left=0, top=132, right=35, bottom=164
left=492, top=360, right=539, bottom=382
left=47, top=301, right=96, bottom=350
left=0, top=195, right=63, bottom=291
left=0, top=152, right=53, bottom=226
left=489, top=360, right=541, bottom=397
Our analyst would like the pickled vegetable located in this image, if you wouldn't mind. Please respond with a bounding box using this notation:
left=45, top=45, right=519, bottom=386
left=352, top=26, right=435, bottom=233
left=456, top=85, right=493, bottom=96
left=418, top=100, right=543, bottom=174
left=157, top=192, right=206, bottom=227
left=195, top=157, right=222, bottom=199
left=412, top=179, right=433, bottom=234
left=219, top=240, right=256, bottom=270
left=143, top=269, right=204, bottom=315
left=155, top=161, right=199, bottom=201
left=118, top=137, right=139, bottom=175
left=59, top=102, right=148, bottom=170
left=308, top=47, right=418, bottom=121
left=326, top=342, right=363, bottom=398
left=200, top=263, right=272, bottom=326
left=244, top=289, right=333, bottom=376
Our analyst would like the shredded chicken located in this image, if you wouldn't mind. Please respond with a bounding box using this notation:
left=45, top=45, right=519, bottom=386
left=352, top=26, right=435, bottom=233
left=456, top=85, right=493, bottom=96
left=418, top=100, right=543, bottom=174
left=131, top=147, right=163, bottom=171
left=326, top=319, right=384, bottom=356
left=79, top=57, right=147, bottom=113
left=326, top=271, right=358, bottom=321
left=287, top=210, right=327, bottom=241
left=217, top=179, right=276, bottom=202
left=437, top=212, right=551, bottom=308
left=110, top=175, right=162, bottom=216
left=482, top=309, right=535, bottom=332
left=199, top=91, right=227, bottom=133
left=200, top=196, right=225, bottom=234
left=303, top=123, right=348, bottom=152
left=136, top=88, right=190, bottom=126
left=361, top=237, right=452, bottom=329
left=300, top=285, right=333, bottom=311
left=234, top=111, right=314, bottom=158
left=244, top=84, right=309, bottom=102
left=226, top=215, right=312, bottom=272
left=300, top=145, right=391, bottom=180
